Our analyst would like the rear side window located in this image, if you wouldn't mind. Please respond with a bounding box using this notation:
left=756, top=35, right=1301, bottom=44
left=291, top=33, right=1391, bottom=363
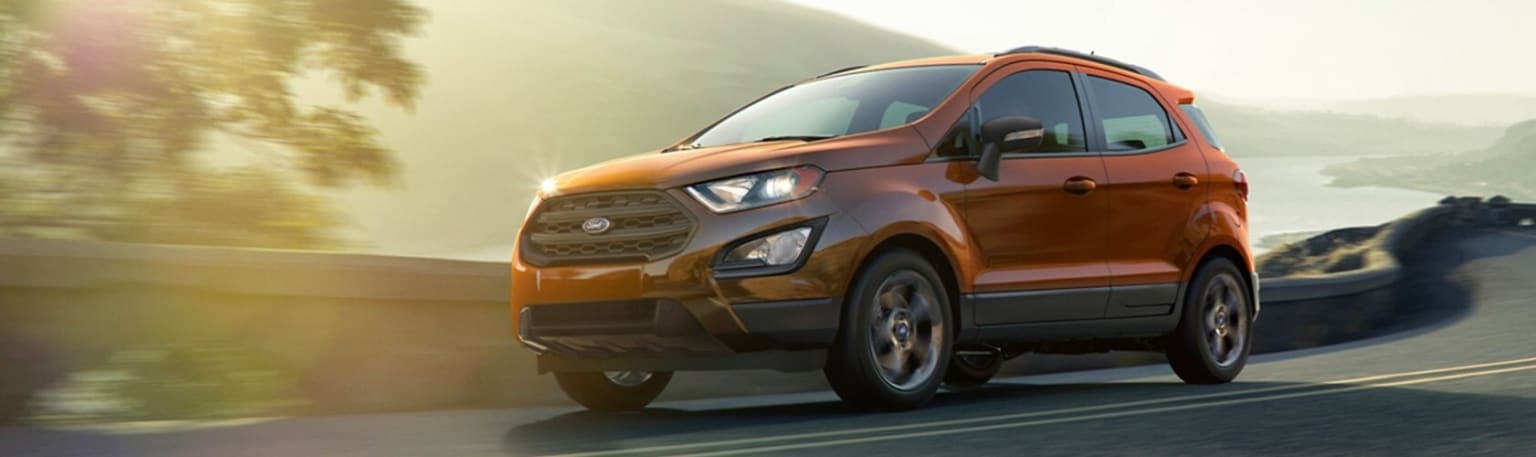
left=1086, top=76, right=1175, bottom=152
left=975, top=70, right=1087, bottom=154
left=1179, top=104, right=1223, bottom=151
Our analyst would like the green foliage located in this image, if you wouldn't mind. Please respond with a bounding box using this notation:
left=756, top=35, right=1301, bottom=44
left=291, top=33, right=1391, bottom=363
left=0, top=0, right=425, bottom=249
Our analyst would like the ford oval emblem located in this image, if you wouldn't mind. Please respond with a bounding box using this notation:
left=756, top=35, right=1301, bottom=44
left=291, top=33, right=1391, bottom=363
left=581, top=217, right=612, bottom=234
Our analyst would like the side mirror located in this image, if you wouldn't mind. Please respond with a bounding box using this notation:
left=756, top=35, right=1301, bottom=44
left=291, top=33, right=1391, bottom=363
left=976, top=116, right=1045, bottom=181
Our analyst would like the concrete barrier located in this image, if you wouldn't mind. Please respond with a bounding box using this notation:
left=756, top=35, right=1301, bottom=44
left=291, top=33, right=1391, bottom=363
left=1258, top=203, right=1465, bottom=303
left=0, top=240, right=537, bottom=424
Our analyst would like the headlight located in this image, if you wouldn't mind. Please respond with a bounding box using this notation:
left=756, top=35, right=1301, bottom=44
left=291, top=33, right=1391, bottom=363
left=685, top=166, right=824, bottom=213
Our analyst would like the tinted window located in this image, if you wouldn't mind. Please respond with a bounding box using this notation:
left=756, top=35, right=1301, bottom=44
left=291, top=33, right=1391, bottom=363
left=880, top=101, right=931, bottom=129
left=933, top=109, right=975, bottom=159
left=975, top=70, right=1086, bottom=154
left=689, top=65, right=979, bottom=148
left=739, top=98, right=857, bottom=141
left=1180, top=104, right=1223, bottom=150
left=1086, top=76, right=1175, bottom=152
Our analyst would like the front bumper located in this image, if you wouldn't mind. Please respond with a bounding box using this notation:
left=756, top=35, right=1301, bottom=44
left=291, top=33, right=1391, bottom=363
left=511, top=188, right=864, bottom=369
left=521, top=298, right=838, bottom=373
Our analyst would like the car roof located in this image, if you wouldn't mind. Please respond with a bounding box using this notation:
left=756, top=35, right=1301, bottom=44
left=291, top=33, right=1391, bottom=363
left=814, top=47, right=1195, bottom=103
left=827, top=48, right=1160, bottom=84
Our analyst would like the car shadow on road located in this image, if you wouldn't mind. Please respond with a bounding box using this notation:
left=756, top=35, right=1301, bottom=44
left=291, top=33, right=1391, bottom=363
left=499, top=380, right=1280, bottom=455
left=502, top=377, right=1536, bottom=456
left=500, top=382, right=1114, bottom=455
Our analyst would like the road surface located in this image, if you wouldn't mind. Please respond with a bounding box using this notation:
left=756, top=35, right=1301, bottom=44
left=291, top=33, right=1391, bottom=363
left=4, top=227, right=1535, bottom=456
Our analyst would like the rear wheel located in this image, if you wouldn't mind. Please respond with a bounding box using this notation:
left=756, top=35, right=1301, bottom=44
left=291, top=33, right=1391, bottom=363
left=1164, top=258, right=1252, bottom=384
left=553, top=370, right=672, bottom=412
left=825, top=249, right=953, bottom=411
left=944, top=351, right=1004, bottom=388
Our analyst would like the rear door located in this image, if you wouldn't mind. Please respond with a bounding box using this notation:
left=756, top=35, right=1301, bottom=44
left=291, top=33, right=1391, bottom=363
left=959, top=63, right=1113, bottom=324
left=1077, top=68, right=1211, bottom=318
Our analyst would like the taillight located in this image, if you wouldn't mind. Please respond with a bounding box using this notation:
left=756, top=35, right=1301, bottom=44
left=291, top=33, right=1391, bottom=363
left=1233, top=169, right=1249, bottom=201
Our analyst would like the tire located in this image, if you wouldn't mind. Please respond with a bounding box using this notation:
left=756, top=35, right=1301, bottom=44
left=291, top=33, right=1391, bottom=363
left=944, top=351, right=1005, bottom=388
left=1164, top=258, right=1253, bottom=384
left=825, top=249, right=953, bottom=411
left=553, top=370, right=672, bottom=412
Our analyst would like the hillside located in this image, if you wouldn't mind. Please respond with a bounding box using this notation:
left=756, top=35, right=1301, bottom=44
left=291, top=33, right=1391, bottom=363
left=1199, top=100, right=1501, bottom=158
left=312, top=0, right=957, bottom=257
left=1330, top=94, right=1536, bottom=126
left=246, top=0, right=1510, bottom=258
left=1322, top=119, right=1536, bottom=199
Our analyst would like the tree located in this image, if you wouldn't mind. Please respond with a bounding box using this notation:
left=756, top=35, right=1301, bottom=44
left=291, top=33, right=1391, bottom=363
left=0, top=0, right=426, bottom=249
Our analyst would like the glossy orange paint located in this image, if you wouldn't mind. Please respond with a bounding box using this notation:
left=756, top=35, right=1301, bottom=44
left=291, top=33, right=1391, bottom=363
left=510, top=49, right=1251, bottom=357
left=1075, top=64, right=1213, bottom=287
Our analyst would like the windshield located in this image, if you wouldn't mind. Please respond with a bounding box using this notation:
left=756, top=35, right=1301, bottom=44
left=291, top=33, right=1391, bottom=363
left=684, top=65, right=980, bottom=149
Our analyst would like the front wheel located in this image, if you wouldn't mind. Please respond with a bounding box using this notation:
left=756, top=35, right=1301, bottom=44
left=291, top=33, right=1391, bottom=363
left=825, top=249, right=953, bottom=411
left=553, top=370, right=672, bottom=412
left=1164, top=258, right=1253, bottom=384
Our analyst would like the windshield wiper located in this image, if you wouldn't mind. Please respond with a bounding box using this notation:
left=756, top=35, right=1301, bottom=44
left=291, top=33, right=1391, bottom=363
left=669, top=135, right=837, bottom=152
left=665, top=142, right=701, bottom=152
left=752, top=135, right=837, bottom=142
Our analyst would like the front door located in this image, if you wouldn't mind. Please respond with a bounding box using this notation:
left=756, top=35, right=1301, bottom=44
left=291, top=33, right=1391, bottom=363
left=961, top=65, right=1112, bottom=324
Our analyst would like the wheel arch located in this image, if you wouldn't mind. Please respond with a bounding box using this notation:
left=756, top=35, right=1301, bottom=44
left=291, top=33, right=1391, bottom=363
left=1190, top=242, right=1257, bottom=317
left=855, top=232, right=965, bottom=333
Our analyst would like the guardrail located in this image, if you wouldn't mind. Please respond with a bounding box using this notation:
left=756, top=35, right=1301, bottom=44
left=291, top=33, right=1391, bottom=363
left=0, top=196, right=1520, bottom=423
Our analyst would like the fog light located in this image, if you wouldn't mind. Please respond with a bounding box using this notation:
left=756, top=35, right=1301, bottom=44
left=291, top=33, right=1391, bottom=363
left=723, top=227, right=811, bottom=267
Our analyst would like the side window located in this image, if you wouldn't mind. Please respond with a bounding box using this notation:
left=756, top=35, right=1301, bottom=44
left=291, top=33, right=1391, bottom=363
left=974, top=70, right=1087, bottom=154
left=1085, top=76, right=1175, bottom=152
left=932, top=109, right=975, bottom=159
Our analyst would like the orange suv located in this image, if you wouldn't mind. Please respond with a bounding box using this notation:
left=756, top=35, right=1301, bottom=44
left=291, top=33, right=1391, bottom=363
left=512, top=46, right=1256, bottom=411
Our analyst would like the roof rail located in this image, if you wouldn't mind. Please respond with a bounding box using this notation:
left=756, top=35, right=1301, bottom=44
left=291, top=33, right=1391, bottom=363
left=996, top=46, right=1165, bottom=81
left=816, top=65, right=867, bottom=78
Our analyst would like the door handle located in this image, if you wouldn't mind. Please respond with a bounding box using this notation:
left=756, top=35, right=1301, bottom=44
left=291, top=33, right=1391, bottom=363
left=1063, top=176, right=1097, bottom=195
left=1172, top=173, right=1199, bottom=190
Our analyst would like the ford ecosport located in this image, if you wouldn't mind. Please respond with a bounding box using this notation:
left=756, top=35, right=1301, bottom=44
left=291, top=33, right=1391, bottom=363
left=512, top=46, right=1257, bottom=411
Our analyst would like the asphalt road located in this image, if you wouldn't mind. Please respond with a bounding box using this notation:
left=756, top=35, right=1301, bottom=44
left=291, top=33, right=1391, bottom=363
left=4, top=227, right=1536, bottom=457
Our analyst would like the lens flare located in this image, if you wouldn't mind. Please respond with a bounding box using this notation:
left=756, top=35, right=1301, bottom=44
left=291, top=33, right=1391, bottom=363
left=538, top=178, right=558, bottom=197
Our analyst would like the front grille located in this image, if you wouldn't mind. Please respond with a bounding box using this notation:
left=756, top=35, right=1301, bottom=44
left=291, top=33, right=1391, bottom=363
left=521, top=190, right=695, bottom=265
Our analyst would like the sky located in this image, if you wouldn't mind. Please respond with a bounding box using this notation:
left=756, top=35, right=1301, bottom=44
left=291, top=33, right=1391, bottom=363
left=785, top=0, right=1536, bottom=103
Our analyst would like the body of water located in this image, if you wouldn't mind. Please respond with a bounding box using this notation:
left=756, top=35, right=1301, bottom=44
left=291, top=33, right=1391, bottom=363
left=452, top=156, right=1441, bottom=260
left=1242, top=155, right=1442, bottom=251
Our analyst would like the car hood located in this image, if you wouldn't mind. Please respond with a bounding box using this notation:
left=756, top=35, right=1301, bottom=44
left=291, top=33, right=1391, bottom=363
left=542, top=127, right=931, bottom=196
